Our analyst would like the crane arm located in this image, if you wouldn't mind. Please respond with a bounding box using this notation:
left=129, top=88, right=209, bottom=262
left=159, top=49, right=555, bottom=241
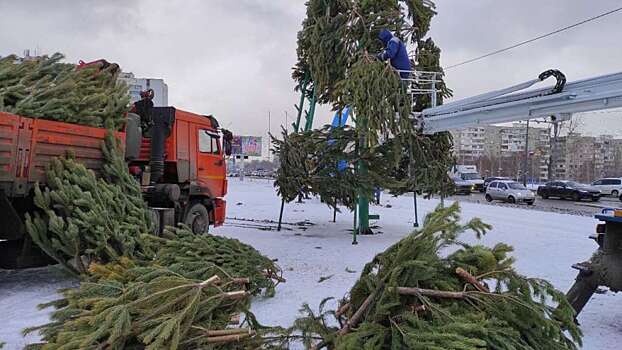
left=421, top=70, right=622, bottom=134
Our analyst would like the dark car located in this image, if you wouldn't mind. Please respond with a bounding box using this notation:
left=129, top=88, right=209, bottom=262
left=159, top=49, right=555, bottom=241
left=483, top=177, right=510, bottom=189
left=537, top=181, right=601, bottom=201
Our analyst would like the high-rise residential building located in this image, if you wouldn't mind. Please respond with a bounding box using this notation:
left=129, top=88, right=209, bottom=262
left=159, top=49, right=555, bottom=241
left=451, top=123, right=550, bottom=181
left=550, top=134, right=622, bottom=182
left=452, top=127, right=487, bottom=160
left=119, top=72, right=169, bottom=107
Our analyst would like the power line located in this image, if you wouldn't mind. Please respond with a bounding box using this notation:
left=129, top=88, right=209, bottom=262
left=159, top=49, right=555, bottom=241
left=444, top=5, right=622, bottom=70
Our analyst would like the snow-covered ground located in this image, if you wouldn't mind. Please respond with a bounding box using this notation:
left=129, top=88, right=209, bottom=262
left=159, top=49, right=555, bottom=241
left=1, top=178, right=621, bottom=349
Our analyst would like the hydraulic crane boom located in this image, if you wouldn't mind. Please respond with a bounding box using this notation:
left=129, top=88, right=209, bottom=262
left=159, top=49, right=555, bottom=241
left=421, top=70, right=622, bottom=134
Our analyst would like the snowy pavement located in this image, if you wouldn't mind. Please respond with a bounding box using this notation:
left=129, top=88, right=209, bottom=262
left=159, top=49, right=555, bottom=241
left=2, top=178, right=622, bottom=349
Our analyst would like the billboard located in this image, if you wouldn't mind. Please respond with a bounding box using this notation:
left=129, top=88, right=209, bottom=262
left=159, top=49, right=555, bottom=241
left=231, top=136, right=262, bottom=156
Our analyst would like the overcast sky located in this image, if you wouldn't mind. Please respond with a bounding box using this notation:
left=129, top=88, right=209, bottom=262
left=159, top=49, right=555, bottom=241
left=1, top=0, right=621, bottom=138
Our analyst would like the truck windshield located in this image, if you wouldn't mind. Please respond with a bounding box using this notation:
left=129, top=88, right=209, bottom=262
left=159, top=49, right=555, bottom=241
left=508, top=182, right=526, bottom=190
left=461, top=173, right=481, bottom=180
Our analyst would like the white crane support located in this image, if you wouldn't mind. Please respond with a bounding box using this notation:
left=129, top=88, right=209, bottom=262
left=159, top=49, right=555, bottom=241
left=420, top=70, right=622, bottom=134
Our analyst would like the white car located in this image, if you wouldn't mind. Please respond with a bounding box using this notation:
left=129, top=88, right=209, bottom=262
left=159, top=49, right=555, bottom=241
left=591, top=178, right=622, bottom=196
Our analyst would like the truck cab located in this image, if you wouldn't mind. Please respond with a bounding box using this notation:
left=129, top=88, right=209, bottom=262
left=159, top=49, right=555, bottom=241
left=129, top=106, right=228, bottom=235
left=450, top=165, right=485, bottom=193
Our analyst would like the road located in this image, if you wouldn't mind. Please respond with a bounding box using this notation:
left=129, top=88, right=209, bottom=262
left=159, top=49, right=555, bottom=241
left=449, top=192, right=621, bottom=217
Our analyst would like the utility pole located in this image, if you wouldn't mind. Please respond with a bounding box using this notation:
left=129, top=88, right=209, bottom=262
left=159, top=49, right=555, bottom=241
left=522, top=120, right=530, bottom=186
left=284, top=111, right=288, bottom=133
left=268, top=110, right=271, bottom=161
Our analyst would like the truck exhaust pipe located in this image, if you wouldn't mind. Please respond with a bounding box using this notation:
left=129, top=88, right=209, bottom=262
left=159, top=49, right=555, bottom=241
left=148, top=107, right=175, bottom=184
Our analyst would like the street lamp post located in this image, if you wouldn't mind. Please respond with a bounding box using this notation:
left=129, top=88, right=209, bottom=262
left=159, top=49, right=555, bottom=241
left=522, top=120, right=530, bottom=186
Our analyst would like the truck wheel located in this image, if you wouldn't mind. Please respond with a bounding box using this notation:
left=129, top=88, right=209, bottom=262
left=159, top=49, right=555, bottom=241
left=184, top=202, right=210, bottom=234
left=612, top=190, right=618, bottom=197
left=485, top=194, right=493, bottom=202
left=541, top=193, right=549, bottom=199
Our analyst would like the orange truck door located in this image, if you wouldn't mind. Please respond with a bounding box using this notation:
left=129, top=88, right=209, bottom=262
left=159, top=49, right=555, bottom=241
left=196, top=128, right=226, bottom=197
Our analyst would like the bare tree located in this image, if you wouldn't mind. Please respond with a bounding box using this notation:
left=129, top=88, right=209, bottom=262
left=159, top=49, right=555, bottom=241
left=548, top=114, right=585, bottom=180
left=562, top=114, right=584, bottom=136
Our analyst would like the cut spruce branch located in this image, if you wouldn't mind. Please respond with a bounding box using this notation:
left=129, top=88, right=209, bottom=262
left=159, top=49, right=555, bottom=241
left=290, top=203, right=582, bottom=350
left=25, top=133, right=152, bottom=276
left=206, top=331, right=257, bottom=344
left=201, top=328, right=254, bottom=337
left=144, top=226, right=284, bottom=296
left=335, top=302, right=351, bottom=318
left=456, top=266, right=490, bottom=292
left=337, top=292, right=375, bottom=336
left=392, top=286, right=471, bottom=299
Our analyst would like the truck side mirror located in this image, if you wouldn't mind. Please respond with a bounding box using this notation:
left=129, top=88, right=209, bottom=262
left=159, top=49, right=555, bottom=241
left=221, top=129, right=233, bottom=156
left=223, top=139, right=232, bottom=156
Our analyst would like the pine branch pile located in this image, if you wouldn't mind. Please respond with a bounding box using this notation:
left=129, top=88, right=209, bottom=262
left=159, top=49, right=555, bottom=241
left=24, top=133, right=286, bottom=348
left=143, top=226, right=284, bottom=297
left=275, top=0, right=455, bottom=209
left=0, top=53, right=129, bottom=129
left=25, top=133, right=153, bottom=276
left=25, top=227, right=286, bottom=349
left=23, top=258, right=286, bottom=350
left=291, top=203, right=582, bottom=349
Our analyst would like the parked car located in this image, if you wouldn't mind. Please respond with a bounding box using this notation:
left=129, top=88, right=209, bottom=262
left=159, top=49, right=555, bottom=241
left=452, top=177, right=474, bottom=195
left=485, top=180, right=535, bottom=205
left=537, top=181, right=601, bottom=201
left=483, top=176, right=510, bottom=189
left=591, top=178, right=622, bottom=196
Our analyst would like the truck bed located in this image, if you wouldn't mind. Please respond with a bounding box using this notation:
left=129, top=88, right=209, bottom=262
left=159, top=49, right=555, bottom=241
left=0, top=112, right=121, bottom=197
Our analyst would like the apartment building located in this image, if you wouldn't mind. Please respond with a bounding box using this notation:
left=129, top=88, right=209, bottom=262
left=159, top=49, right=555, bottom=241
left=551, top=134, right=622, bottom=182
left=452, top=123, right=550, bottom=181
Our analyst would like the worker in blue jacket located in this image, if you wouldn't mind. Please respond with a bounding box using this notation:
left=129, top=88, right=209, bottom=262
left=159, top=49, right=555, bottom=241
left=376, top=29, right=412, bottom=79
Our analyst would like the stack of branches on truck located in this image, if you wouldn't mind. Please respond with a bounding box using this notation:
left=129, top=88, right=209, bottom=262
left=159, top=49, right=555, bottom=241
left=0, top=53, right=129, bottom=129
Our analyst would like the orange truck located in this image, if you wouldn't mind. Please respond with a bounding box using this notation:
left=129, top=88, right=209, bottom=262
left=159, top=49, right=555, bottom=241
left=0, top=100, right=230, bottom=268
